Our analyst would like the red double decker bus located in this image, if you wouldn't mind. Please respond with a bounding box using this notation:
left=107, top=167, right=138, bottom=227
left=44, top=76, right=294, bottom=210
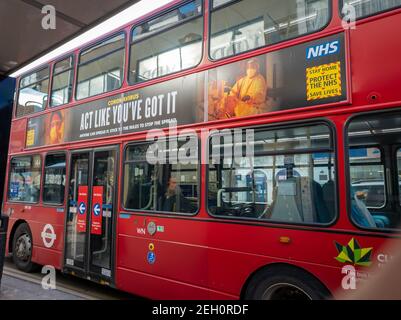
left=2, top=0, right=401, bottom=299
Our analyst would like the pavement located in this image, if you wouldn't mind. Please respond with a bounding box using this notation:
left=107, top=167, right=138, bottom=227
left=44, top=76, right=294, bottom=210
left=0, top=274, right=83, bottom=300
left=0, top=258, right=138, bottom=300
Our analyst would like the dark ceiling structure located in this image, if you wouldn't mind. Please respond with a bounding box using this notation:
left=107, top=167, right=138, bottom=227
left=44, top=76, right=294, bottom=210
left=0, top=0, right=139, bottom=77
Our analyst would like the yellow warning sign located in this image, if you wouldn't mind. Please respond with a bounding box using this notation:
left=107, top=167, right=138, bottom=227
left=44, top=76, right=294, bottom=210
left=306, top=61, right=342, bottom=101
left=26, top=129, right=35, bottom=147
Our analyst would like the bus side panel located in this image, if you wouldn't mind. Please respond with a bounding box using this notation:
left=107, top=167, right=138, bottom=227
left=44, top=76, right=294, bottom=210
left=206, top=222, right=392, bottom=297
left=115, top=215, right=211, bottom=298
left=350, top=11, right=401, bottom=106
left=116, top=267, right=237, bottom=300
left=4, top=203, right=65, bottom=270
left=115, top=212, right=392, bottom=299
left=8, top=119, right=26, bottom=155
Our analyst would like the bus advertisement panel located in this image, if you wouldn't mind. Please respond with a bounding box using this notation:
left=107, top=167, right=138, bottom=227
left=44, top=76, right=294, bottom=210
left=25, top=33, right=346, bottom=148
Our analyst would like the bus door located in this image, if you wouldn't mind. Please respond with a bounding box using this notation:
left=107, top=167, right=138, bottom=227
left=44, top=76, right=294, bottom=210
left=64, top=147, right=118, bottom=283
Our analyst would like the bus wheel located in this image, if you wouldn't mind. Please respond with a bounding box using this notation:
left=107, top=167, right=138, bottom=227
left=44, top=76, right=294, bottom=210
left=244, top=266, right=330, bottom=300
left=12, top=223, right=38, bottom=272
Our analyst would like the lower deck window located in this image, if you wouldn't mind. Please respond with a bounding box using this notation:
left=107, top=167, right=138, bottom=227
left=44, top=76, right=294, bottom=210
left=43, top=154, right=66, bottom=204
left=347, top=111, right=401, bottom=230
left=208, top=124, right=336, bottom=224
left=123, top=141, right=199, bottom=214
left=8, top=155, right=42, bottom=203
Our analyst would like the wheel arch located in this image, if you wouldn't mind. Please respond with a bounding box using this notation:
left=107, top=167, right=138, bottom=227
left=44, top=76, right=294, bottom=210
left=8, top=219, right=30, bottom=254
left=240, top=262, right=333, bottom=300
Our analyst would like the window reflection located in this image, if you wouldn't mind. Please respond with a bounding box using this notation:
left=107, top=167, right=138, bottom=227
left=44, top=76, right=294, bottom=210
left=210, top=0, right=330, bottom=60
left=76, top=34, right=125, bottom=100
left=342, top=0, right=401, bottom=19
left=347, top=112, right=401, bottom=230
left=8, top=156, right=42, bottom=203
left=17, top=67, right=49, bottom=117
left=51, top=57, right=73, bottom=107
left=208, top=125, right=336, bottom=224
left=130, top=0, right=203, bottom=83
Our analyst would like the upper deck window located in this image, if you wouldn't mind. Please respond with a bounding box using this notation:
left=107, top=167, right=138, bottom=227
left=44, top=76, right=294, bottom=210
left=16, top=67, right=49, bottom=117
left=342, top=0, right=401, bottom=19
left=50, top=56, right=74, bottom=107
left=76, top=33, right=125, bottom=100
left=129, top=0, right=203, bottom=84
left=209, top=0, right=330, bottom=60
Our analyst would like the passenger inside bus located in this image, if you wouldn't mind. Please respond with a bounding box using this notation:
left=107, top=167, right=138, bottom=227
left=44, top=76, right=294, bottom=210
left=157, top=176, right=195, bottom=213
left=123, top=142, right=199, bottom=214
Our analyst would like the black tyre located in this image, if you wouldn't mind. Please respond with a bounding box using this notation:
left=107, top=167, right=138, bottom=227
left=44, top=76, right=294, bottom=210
left=245, top=266, right=330, bottom=300
left=12, top=223, right=38, bottom=272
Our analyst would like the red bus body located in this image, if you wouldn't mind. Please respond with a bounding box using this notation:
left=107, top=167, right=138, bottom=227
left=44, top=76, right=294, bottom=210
left=3, top=0, right=401, bottom=299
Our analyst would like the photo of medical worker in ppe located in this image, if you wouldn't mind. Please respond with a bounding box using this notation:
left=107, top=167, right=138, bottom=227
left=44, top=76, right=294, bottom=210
left=208, top=58, right=268, bottom=120
left=47, top=110, right=65, bottom=145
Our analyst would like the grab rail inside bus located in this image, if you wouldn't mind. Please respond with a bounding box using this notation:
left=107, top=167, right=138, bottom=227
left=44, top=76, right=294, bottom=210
left=217, top=186, right=270, bottom=218
left=143, top=185, right=155, bottom=210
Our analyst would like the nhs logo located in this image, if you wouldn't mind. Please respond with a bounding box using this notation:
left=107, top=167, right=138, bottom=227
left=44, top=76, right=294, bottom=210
left=306, top=40, right=340, bottom=60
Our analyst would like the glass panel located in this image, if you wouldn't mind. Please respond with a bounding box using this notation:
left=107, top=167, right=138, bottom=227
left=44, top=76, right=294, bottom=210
left=43, top=154, right=66, bottom=204
left=212, top=0, right=235, bottom=9
left=342, top=0, right=401, bottom=19
left=17, top=67, right=49, bottom=117
left=397, top=149, right=401, bottom=205
left=90, top=150, right=115, bottom=272
left=132, top=0, right=202, bottom=42
left=76, top=34, right=125, bottom=99
left=65, top=153, right=89, bottom=267
left=349, top=147, right=385, bottom=208
left=129, top=1, right=203, bottom=83
left=19, top=67, right=49, bottom=88
left=209, top=125, right=331, bottom=159
left=347, top=112, right=401, bottom=230
left=8, top=155, right=41, bottom=202
left=51, top=57, right=73, bottom=107
left=124, top=141, right=198, bottom=214
left=208, top=125, right=335, bottom=224
left=210, top=0, right=330, bottom=60
left=80, top=34, right=125, bottom=64
left=53, top=56, right=73, bottom=74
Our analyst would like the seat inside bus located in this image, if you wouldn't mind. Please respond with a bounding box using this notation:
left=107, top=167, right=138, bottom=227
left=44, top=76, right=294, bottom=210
left=269, top=176, right=331, bottom=224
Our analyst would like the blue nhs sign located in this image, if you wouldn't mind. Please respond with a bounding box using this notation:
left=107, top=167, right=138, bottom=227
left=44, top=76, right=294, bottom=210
left=306, top=40, right=340, bottom=60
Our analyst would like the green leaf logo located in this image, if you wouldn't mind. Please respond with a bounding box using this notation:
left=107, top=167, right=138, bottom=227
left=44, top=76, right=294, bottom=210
left=334, top=238, right=373, bottom=267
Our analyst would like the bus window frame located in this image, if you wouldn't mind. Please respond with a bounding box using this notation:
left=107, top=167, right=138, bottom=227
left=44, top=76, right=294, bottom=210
left=15, top=65, right=50, bottom=119
left=75, top=31, right=126, bottom=102
left=205, top=119, right=339, bottom=228
left=339, top=0, right=401, bottom=21
left=128, top=0, right=204, bottom=86
left=393, top=145, right=401, bottom=208
left=7, top=154, right=43, bottom=205
left=208, top=0, right=333, bottom=62
left=344, top=110, right=401, bottom=234
left=41, top=152, right=68, bottom=207
left=49, top=55, right=75, bottom=108
left=121, top=137, right=201, bottom=217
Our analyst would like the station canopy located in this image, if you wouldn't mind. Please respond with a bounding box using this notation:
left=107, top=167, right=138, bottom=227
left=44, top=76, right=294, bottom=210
left=0, top=0, right=139, bottom=77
